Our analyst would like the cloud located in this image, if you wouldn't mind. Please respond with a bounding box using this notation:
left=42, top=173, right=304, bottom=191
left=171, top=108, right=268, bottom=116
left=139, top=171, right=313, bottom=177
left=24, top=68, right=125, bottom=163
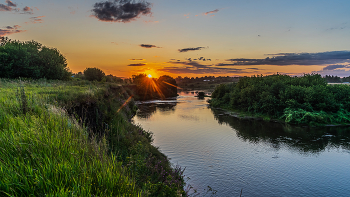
left=140, top=44, right=160, bottom=48
left=322, top=64, right=350, bottom=71
left=158, top=60, right=260, bottom=75
left=143, top=20, right=159, bottom=23
left=129, top=59, right=145, bottom=61
left=186, top=57, right=211, bottom=62
left=168, top=61, right=211, bottom=68
left=26, top=16, right=45, bottom=24
left=0, top=25, right=25, bottom=36
left=92, top=0, right=152, bottom=23
left=23, top=6, right=30, bottom=11
left=0, top=4, right=12, bottom=11
left=313, top=68, right=350, bottom=77
left=158, top=66, right=243, bottom=75
left=224, top=51, right=350, bottom=66
left=6, top=0, right=15, bottom=6
left=128, top=63, right=146, bottom=66
left=178, top=47, right=207, bottom=53
left=204, top=9, right=219, bottom=15
left=22, top=6, right=34, bottom=14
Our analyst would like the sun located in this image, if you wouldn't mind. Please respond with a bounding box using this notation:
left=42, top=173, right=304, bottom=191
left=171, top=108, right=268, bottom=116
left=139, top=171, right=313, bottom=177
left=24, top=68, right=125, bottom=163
left=147, top=74, right=152, bottom=78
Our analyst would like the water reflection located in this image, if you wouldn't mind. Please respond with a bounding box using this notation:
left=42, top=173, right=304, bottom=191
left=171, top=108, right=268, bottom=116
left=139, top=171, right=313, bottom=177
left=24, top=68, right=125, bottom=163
left=211, top=108, right=350, bottom=154
left=136, top=101, right=178, bottom=119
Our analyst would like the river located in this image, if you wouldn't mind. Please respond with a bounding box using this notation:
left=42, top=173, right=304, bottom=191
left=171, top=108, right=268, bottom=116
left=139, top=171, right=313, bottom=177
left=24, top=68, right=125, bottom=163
left=132, top=91, right=350, bottom=197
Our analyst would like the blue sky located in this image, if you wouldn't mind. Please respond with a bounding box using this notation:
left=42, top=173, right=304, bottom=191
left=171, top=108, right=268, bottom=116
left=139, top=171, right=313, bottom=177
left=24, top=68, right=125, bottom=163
left=1, top=0, right=350, bottom=78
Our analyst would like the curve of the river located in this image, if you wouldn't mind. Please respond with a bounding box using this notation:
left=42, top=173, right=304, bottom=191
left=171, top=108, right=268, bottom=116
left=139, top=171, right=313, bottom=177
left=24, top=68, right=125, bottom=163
left=133, top=92, right=350, bottom=197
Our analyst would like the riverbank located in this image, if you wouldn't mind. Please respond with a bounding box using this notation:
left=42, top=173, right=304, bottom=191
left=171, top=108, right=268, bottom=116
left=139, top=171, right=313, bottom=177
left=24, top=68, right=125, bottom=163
left=0, top=79, right=185, bottom=196
left=209, top=74, right=350, bottom=126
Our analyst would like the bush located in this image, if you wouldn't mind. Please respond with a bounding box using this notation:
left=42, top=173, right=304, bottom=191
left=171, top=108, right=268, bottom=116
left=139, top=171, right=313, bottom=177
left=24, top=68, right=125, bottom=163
left=83, top=67, right=105, bottom=81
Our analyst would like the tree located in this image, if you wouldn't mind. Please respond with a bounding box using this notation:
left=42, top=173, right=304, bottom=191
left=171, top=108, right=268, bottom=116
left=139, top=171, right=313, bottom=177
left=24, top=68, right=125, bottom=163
left=0, top=37, right=71, bottom=80
left=157, top=75, right=177, bottom=97
left=83, top=67, right=105, bottom=81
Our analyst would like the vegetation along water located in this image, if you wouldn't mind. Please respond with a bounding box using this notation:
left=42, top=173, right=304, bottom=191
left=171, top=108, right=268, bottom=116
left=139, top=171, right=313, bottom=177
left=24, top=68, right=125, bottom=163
left=209, top=73, right=350, bottom=126
left=0, top=37, right=186, bottom=196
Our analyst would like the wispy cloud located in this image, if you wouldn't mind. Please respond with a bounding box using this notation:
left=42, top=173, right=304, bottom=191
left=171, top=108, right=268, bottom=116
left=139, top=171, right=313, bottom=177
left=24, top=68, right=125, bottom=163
left=204, top=9, right=219, bottom=16
left=0, top=25, right=25, bottom=36
left=143, top=20, right=159, bottom=23
left=128, top=63, right=147, bottom=66
left=92, top=0, right=152, bottom=23
left=322, top=64, right=350, bottom=71
left=1, top=1, right=33, bottom=13
left=140, top=44, right=160, bottom=48
left=26, top=16, right=45, bottom=24
left=158, top=61, right=260, bottom=74
left=223, top=51, right=350, bottom=66
left=186, top=57, right=212, bottom=61
left=178, top=47, right=207, bottom=53
left=129, top=59, right=145, bottom=61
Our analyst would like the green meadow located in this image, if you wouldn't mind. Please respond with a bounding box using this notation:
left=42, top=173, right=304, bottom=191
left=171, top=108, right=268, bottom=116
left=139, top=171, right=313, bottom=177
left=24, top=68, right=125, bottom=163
left=0, top=79, right=185, bottom=196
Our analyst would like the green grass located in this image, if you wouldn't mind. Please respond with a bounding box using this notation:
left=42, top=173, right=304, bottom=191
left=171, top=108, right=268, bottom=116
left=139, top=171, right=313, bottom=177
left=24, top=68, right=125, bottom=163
left=0, top=79, right=185, bottom=196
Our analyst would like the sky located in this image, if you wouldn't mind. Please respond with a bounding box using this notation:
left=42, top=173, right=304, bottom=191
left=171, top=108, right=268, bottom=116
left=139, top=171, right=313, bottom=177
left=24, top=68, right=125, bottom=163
left=1, top=0, right=350, bottom=78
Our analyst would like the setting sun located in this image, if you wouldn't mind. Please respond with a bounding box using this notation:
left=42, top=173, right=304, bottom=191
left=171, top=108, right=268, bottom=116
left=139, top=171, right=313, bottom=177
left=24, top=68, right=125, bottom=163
left=147, top=74, right=152, bottom=78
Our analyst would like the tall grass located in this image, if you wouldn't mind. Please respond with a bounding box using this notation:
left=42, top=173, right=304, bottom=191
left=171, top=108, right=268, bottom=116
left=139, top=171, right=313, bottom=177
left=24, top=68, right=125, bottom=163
left=0, top=79, right=187, bottom=196
left=0, top=79, right=140, bottom=196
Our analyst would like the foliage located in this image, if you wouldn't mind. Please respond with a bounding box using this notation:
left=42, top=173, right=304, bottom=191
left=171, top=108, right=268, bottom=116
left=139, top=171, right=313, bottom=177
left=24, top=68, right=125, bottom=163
left=157, top=75, right=177, bottom=98
left=209, top=73, right=350, bottom=125
left=0, top=79, right=186, bottom=196
left=0, top=80, right=139, bottom=196
left=0, top=37, right=71, bottom=80
left=132, top=74, right=178, bottom=100
left=83, top=67, right=106, bottom=81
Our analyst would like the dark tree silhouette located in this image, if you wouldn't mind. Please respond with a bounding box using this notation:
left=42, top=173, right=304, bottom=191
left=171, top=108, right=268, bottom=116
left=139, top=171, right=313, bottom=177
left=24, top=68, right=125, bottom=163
left=83, top=67, right=105, bottom=81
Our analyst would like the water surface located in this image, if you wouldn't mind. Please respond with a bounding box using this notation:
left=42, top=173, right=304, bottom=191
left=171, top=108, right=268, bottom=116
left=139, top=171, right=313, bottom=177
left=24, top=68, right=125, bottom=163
left=133, top=92, right=350, bottom=196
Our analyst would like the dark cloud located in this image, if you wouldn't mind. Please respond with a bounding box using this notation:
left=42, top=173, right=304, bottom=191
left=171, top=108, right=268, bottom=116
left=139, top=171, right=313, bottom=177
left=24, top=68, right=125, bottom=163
left=178, top=47, right=206, bottom=53
left=6, top=0, right=16, bottom=7
left=0, top=25, right=25, bottom=36
left=322, top=64, right=350, bottom=71
left=204, top=9, right=219, bottom=15
left=140, top=44, right=160, bottom=48
left=23, top=6, right=31, bottom=12
left=158, top=60, right=260, bottom=74
left=169, top=61, right=211, bottom=68
left=158, top=66, right=243, bottom=75
left=127, top=63, right=146, bottom=66
left=0, top=3, right=12, bottom=11
left=92, top=0, right=152, bottom=23
left=224, top=51, right=350, bottom=66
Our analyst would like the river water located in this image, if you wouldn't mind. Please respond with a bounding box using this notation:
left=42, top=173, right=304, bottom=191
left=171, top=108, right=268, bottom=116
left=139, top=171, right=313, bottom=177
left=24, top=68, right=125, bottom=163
left=133, top=91, right=350, bottom=197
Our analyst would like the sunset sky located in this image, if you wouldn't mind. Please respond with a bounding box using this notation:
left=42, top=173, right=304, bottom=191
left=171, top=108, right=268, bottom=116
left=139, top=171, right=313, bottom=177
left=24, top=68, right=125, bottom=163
left=1, top=0, right=350, bottom=78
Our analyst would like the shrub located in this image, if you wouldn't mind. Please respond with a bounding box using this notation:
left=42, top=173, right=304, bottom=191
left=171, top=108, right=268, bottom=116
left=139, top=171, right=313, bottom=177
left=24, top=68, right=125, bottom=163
left=83, top=67, right=105, bottom=81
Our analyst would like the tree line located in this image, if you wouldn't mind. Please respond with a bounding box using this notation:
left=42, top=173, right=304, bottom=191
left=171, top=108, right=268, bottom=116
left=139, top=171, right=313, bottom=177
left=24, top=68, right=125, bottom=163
left=209, top=74, right=350, bottom=125
left=0, top=37, right=72, bottom=80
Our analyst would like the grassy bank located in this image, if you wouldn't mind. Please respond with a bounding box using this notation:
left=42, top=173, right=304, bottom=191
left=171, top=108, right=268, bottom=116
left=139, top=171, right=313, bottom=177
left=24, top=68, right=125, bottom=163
left=0, top=79, right=185, bottom=196
left=209, top=74, right=350, bottom=126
